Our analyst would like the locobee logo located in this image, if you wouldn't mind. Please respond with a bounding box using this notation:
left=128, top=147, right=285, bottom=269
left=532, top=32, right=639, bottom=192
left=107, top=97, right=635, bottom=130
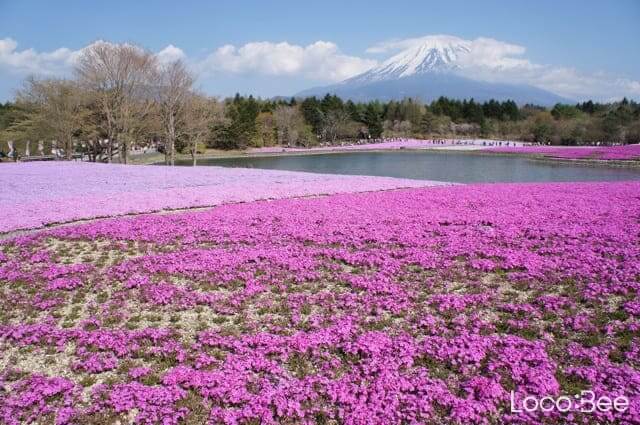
left=510, top=391, right=629, bottom=414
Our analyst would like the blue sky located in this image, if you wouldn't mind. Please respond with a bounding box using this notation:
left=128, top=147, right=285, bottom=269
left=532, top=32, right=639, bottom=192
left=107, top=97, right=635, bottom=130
left=1, top=0, right=639, bottom=101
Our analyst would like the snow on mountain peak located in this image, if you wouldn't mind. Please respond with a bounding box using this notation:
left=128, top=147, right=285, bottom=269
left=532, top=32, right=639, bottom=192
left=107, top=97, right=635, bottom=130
left=298, top=35, right=570, bottom=105
left=348, top=35, right=471, bottom=83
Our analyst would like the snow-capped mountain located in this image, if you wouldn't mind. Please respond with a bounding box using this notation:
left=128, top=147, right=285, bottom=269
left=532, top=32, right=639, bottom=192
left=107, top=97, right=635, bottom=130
left=349, top=35, right=470, bottom=83
left=296, top=36, right=571, bottom=105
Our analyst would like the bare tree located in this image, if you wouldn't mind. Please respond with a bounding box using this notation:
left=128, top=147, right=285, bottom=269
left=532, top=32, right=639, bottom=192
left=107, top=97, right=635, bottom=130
left=156, top=60, right=194, bottom=165
left=321, top=109, right=351, bottom=144
left=256, top=111, right=276, bottom=147
left=75, top=42, right=157, bottom=163
left=12, top=77, right=91, bottom=160
left=183, top=94, right=221, bottom=166
left=274, top=105, right=300, bottom=146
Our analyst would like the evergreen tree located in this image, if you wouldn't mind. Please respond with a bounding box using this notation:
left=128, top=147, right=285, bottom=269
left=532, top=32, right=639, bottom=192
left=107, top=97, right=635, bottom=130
left=462, top=99, right=484, bottom=124
left=300, top=97, right=323, bottom=134
left=420, top=110, right=436, bottom=134
left=364, top=103, right=383, bottom=138
left=482, top=99, right=502, bottom=120
left=320, top=94, right=343, bottom=113
left=551, top=104, right=580, bottom=120
left=578, top=100, right=595, bottom=114
left=0, top=102, right=20, bottom=133
left=502, top=100, right=519, bottom=121
left=219, top=95, right=260, bottom=149
left=345, top=100, right=362, bottom=122
left=385, top=101, right=399, bottom=121
left=431, top=97, right=462, bottom=122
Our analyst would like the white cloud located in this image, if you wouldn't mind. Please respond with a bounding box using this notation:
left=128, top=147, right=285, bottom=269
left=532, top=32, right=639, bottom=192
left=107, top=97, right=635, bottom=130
left=1, top=36, right=638, bottom=101
left=459, top=37, right=534, bottom=71
left=368, top=34, right=536, bottom=71
left=0, top=38, right=375, bottom=85
left=200, top=41, right=377, bottom=82
left=524, top=67, right=640, bottom=101
left=156, top=44, right=186, bottom=65
left=0, top=38, right=188, bottom=76
left=0, top=37, right=79, bottom=75
left=367, top=34, right=640, bottom=101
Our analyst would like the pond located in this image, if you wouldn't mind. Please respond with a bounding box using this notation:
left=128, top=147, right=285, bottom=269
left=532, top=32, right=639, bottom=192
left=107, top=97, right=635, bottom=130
left=176, top=151, right=640, bottom=183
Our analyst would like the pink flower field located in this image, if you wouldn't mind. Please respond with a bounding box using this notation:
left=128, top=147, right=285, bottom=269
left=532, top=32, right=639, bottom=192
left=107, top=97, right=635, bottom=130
left=487, top=144, right=640, bottom=161
left=0, top=162, right=449, bottom=234
left=1, top=181, right=639, bottom=424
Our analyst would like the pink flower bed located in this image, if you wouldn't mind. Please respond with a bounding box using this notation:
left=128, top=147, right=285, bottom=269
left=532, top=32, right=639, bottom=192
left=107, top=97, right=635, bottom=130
left=249, top=138, right=523, bottom=154
left=488, top=144, right=640, bottom=160
left=1, top=182, right=639, bottom=424
left=0, top=162, right=450, bottom=233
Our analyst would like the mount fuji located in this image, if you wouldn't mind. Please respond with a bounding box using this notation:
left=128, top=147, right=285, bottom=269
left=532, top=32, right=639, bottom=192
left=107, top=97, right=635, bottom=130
left=296, top=36, right=571, bottom=105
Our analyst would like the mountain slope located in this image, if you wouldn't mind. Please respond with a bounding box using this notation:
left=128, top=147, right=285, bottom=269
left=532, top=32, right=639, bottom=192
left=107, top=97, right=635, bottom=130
left=296, top=35, right=571, bottom=105
left=296, top=72, right=570, bottom=105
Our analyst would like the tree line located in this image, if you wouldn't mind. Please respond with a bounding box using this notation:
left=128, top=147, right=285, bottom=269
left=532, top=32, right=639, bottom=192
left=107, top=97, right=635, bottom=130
left=1, top=43, right=639, bottom=163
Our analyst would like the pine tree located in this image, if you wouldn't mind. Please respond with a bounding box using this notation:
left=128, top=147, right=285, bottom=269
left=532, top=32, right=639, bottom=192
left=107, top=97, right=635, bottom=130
left=223, top=95, right=259, bottom=149
left=364, top=103, right=383, bottom=138
left=320, top=94, right=343, bottom=114
left=345, top=100, right=362, bottom=122
left=300, top=97, right=323, bottom=134
left=420, top=110, right=435, bottom=134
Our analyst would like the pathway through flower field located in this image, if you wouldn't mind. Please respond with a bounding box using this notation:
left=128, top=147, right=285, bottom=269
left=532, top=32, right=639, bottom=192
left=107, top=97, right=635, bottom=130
left=1, top=182, right=639, bottom=424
